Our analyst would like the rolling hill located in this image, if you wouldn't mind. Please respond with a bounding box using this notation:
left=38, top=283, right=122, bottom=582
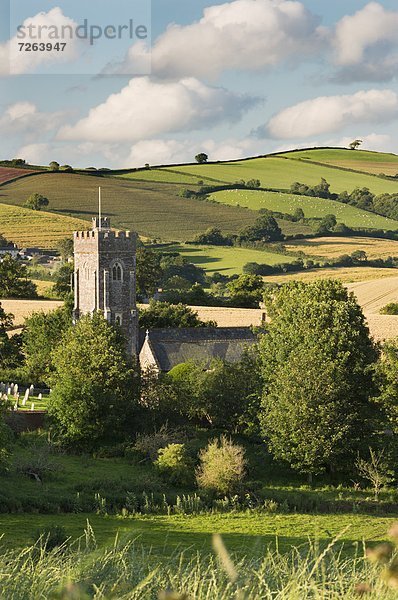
left=210, top=189, right=398, bottom=230
left=1, top=147, right=398, bottom=275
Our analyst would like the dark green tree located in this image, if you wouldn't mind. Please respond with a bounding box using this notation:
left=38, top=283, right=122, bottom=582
left=23, top=306, right=72, bottom=384
left=240, top=215, right=283, bottom=243
left=195, top=153, right=208, bottom=163
left=139, top=301, right=216, bottom=329
left=0, top=303, right=22, bottom=369
left=56, top=237, right=74, bottom=261
left=0, top=255, right=37, bottom=298
left=24, top=193, right=49, bottom=211
left=259, top=280, right=380, bottom=480
left=51, top=263, right=74, bottom=299
left=227, top=274, right=265, bottom=308
left=49, top=161, right=60, bottom=171
left=136, top=246, right=163, bottom=299
left=48, top=313, right=137, bottom=449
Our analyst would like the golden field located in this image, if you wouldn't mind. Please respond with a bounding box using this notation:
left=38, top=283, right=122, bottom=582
left=285, top=236, right=398, bottom=260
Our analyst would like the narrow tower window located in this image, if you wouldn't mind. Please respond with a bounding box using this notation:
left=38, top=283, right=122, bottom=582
left=112, top=263, right=123, bottom=281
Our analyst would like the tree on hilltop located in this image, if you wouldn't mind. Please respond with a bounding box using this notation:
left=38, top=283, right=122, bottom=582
left=349, top=139, right=363, bottom=150
left=195, top=153, right=208, bottom=164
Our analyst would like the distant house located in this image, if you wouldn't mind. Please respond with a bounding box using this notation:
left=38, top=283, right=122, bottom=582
left=0, top=243, right=19, bottom=259
left=139, top=327, right=258, bottom=373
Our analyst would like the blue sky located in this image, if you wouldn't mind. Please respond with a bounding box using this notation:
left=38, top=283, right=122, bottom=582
left=0, top=0, right=398, bottom=167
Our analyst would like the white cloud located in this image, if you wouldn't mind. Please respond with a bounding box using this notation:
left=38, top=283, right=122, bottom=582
left=105, top=0, right=325, bottom=79
left=0, top=102, right=67, bottom=138
left=264, top=90, right=398, bottom=139
left=332, top=2, right=398, bottom=82
left=0, top=7, right=82, bottom=76
left=58, top=77, right=259, bottom=143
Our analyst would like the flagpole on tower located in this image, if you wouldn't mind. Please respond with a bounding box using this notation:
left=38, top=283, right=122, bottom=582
left=98, top=186, right=102, bottom=231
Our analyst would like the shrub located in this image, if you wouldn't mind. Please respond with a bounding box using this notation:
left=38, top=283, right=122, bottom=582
left=155, top=443, right=192, bottom=485
left=14, top=447, right=60, bottom=482
left=132, top=425, right=186, bottom=461
left=196, top=436, right=247, bottom=495
left=33, top=525, right=68, bottom=551
left=380, top=303, right=398, bottom=315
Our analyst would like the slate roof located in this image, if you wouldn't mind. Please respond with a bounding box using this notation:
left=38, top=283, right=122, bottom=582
left=139, top=327, right=257, bottom=372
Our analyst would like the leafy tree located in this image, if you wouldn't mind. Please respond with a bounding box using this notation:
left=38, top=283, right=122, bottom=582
left=195, top=153, right=208, bottom=164
left=0, top=303, right=22, bottom=369
left=227, top=274, right=265, bottom=308
left=193, top=227, right=232, bottom=246
left=196, top=436, right=247, bottom=494
left=51, top=263, right=74, bottom=299
left=167, top=351, right=262, bottom=431
left=0, top=255, right=37, bottom=298
left=349, top=139, right=363, bottom=150
left=56, top=237, right=74, bottom=261
left=24, top=193, right=49, bottom=211
left=380, top=303, right=398, bottom=316
left=136, top=246, right=163, bottom=299
left=161, top=254, right=206, bottom=286
left=49, top=161, right=60, bottom=171
left=139, top=301, right=216, bottom=329
left=259, top=280, right=380, bottom=480
left=239, top=215, right=283, bottom=243
left=23, top=306, right=72, bottom=384
left=48, top=313, right=137, bottom=449
left=351, top=250, right=367, bottom=263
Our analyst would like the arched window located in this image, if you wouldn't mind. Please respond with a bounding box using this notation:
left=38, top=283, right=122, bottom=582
left=112, top=262, right=123, bottom=281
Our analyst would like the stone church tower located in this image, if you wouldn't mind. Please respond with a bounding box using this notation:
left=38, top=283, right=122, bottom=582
left=73, top=217, right=139, bottom=356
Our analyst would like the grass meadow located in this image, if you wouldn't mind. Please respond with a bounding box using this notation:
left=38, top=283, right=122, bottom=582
left=279, top=148, right=398, bottom=176
left=171, top=156, right=398, bottom=195
left=211, top=189, right=398, bottom=230
left=161, top=244, right=296, bottom=275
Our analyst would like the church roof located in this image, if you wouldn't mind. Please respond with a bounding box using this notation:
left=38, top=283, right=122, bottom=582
left=139, top=327, right=257, bottom=372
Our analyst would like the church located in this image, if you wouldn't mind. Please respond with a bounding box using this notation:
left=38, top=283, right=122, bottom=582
left=73, top=217, right=257, bottom=372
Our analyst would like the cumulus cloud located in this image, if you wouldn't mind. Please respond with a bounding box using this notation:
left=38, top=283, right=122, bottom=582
left=58, top=77, right=259, bottom=143
left=332, top=2, right=398, bottom=82
left=0, top=7, right=82, bottom=76
left=0, top=102, right=68, bottom=138
left=104, top=0, right=326, bottom=79
left=261, top=90, right=398, bottom=139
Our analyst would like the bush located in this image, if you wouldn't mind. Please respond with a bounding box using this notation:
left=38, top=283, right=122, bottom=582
left=380, top=303, right=398, bottom=315
left=155, top=443, right=192, bottom=485
left=33, top=525, right=68, bottom=551
left=14, top=447, right=60, bottom=482
left=196, top=436, right=247, bottom=495
left=132, top=425, right=186, bottom=461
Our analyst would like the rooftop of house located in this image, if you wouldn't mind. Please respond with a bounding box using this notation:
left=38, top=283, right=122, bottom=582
left=139, top=327, right=258, bottom=372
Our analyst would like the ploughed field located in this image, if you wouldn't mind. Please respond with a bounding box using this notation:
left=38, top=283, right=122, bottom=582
left=0, top=167, right=39, bottom=184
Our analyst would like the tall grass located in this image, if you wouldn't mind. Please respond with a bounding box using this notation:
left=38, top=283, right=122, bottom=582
left=0, top=523, right=395, bottom=599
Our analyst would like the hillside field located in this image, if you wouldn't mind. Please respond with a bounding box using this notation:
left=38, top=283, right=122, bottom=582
left=0, top=203, right=88, bottom=248
left=279, top=148, right=398, bottom=176
left=161, top=243, right=296, bottom=275
left=211, top=189, right=398, bottom=230
left=156, top=155, right=398, bottom=195
left=285, top=236, right=398, bottom=260
left=0, top=173, right=262, bottom=242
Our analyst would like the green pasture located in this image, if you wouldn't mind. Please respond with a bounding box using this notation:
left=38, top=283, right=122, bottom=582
left=211, top=190, right=398, bottom=230
left=279, top=148, right=398, bottom=176
left=0, top=512, right=394, bottom=556
left=171, top=156, right=398, bottom=195
left=162, top=244, right=296, bottom=274
left=118, top=167, right=216, bottom=185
